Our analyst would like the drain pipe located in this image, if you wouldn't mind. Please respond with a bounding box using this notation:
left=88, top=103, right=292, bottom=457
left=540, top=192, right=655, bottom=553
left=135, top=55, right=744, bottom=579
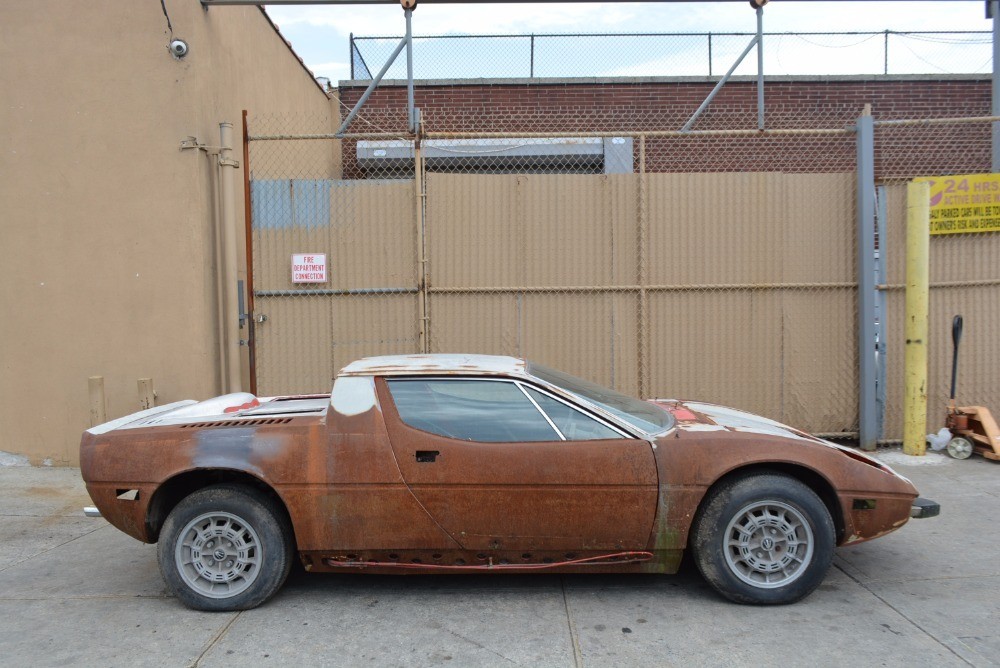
left=218, top=122, right=243, bottom=393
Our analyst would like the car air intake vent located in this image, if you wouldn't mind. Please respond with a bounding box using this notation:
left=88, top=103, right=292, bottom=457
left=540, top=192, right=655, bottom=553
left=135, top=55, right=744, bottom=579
left=179, top=418, right=294, bottom=429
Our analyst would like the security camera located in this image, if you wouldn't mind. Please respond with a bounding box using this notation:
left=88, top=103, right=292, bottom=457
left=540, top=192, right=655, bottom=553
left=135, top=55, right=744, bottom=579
left=168, top=39, right=189, bottom=58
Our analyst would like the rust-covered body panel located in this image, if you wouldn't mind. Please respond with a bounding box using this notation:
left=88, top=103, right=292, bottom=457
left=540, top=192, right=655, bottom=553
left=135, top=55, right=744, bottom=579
left=80, top=360, right=919, bottom=576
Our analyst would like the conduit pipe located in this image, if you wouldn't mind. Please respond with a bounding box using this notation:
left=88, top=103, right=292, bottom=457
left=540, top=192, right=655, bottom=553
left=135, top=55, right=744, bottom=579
left=218, top=122, right=243, bottom=393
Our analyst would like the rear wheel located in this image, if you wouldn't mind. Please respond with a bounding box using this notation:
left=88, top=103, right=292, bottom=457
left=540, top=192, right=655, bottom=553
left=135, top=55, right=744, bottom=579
left=691, top=473, right=834, bottom=605
left=157, top=484, right=293, bottom=611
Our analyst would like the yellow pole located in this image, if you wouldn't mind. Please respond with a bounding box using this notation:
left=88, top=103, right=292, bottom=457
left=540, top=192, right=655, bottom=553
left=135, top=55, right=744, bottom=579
left=903, top=180, right=930, bottom=455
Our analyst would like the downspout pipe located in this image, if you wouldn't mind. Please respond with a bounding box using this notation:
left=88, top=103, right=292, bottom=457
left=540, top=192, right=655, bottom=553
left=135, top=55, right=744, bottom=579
left=218, top=122, right=243, bottom=393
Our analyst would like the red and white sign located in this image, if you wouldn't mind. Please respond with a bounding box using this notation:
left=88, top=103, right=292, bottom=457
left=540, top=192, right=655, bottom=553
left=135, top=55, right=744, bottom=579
left=291, top=253, right=327, bottom=283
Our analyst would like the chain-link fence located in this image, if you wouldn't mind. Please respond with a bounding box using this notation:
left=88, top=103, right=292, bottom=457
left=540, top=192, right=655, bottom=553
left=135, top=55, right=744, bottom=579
left=247, top=99, right=860, bottom=436
left=246, top=73, right=1000, bottom=440
left=349, top=31, right=991, bottom=81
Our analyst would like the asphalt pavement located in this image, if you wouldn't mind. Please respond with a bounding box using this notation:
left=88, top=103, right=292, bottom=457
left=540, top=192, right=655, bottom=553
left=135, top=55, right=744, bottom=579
left=0, top=449, right=997, bottom=667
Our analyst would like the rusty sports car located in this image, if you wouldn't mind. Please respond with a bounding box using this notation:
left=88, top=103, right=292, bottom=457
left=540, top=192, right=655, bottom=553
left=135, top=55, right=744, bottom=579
left=80, top=354, right=938, bottom=611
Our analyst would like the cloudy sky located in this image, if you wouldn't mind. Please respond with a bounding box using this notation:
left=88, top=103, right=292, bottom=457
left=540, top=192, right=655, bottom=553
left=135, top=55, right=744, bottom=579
left=264, top=1, right=993, bottom=81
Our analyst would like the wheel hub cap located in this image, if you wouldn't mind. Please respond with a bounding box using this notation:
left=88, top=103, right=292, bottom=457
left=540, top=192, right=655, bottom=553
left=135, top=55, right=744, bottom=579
left=723, top=500, right=814, bottom=589
left=174, top=511, right=263, bottom=599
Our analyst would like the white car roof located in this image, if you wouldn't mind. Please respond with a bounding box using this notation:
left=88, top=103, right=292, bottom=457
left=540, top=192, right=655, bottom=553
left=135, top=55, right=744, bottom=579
left=338, top=354, right=527, bottom=377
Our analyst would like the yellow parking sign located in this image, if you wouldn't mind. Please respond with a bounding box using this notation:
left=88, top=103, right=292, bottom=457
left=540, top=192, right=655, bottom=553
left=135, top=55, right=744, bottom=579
left=915, top=174, right=1000, bottom=235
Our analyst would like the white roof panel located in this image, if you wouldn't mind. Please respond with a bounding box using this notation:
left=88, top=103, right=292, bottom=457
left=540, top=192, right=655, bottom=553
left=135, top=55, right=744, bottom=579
left=338, top=354, right=527, bottom=377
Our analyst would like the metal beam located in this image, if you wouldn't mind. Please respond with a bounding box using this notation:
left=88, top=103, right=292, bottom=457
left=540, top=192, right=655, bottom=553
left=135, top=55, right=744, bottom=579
left=335, top=34, right=408, bottom=136
left=856, top=108, right=877, bottom=451
left=406, top=8, right=416, bottom=132
left=681, top=33, right=758, bottom=132
left=756, top=5, right=764, bottom=130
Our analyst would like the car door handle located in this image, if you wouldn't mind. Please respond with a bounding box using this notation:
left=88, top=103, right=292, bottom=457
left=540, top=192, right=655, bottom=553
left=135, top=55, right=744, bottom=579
left=415, top=450, right=439, bottom=463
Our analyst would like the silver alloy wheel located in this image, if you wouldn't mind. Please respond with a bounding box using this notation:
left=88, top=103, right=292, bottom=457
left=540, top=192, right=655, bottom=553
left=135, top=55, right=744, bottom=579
left=723, top=500, right=814, bottom=589
left=174, top=511, right=263, bottom=599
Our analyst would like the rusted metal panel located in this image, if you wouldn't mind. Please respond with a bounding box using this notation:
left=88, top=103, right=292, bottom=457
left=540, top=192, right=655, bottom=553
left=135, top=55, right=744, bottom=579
left=374, top=377, right=659, bottom=552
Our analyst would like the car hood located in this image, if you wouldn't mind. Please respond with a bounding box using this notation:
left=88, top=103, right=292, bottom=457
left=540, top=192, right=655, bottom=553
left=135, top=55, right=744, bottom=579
left=648, top=399, right=905, bottom=478
left=651, top=399, right=820, bottom=443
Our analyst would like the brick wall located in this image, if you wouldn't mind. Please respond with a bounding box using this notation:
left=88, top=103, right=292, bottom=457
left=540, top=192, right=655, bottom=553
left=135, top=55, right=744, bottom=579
left=339, top=77, right=991, bottom=179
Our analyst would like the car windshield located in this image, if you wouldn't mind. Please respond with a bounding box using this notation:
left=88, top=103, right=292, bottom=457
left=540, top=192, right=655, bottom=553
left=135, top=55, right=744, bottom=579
left=527, top=363, right=674, bottom=434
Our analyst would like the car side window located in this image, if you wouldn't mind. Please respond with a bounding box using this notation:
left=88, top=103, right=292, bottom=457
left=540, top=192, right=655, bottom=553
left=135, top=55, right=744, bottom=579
left=386, top=379, right=561, bottom=442
left=523, top=387, right=625, bottom=440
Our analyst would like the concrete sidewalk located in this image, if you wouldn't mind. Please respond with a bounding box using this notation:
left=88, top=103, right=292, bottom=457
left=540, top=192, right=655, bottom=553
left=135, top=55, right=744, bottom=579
left=0, top=451, right=997, bottom=667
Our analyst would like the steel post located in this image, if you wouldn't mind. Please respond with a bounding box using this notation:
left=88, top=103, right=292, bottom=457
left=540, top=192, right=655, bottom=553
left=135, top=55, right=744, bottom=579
left=756, top=5, right=764, bottom=131
left=406, top=8, right=415, bottom=133
left=415, top=140, right=429, bottom=353
left=875, top=185, right=888, bottom=441
left=336, top=35, right=408, bottom=137
left=856, top=110, right=877, bottom=451
left=681, top=34, right=758, bottom=132
left=903, top=180, right=930, bottom=456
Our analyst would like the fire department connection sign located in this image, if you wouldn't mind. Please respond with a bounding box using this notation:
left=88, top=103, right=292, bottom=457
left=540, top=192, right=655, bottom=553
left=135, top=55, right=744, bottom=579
left=291, top=254, right=327, bottom=283
left=916, top=174, right=1000, bottom=235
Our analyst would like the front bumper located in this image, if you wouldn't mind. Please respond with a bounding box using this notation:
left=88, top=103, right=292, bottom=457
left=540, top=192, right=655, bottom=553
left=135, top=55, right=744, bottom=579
left=911, top=497, right=940, bottom=519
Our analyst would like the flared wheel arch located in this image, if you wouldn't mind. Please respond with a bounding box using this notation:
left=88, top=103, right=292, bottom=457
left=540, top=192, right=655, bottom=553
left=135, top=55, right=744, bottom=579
left=688, top=463, right=845, bottom=549
left=146, top=468, right=295, bottom=548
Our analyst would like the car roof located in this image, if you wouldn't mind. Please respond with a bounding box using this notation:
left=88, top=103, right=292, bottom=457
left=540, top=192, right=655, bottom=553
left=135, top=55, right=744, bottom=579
left=338, top=354, right=528, bottom=378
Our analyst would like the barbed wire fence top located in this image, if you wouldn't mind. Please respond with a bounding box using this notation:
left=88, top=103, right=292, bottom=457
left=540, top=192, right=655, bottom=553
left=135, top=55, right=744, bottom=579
left=348, top=30, right=991, bottom=81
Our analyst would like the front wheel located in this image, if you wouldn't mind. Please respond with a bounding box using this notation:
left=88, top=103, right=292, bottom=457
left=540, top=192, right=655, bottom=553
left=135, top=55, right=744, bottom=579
left=690, top=473, right=835, bottom=605
left=157, top=484, right=294, bottom=611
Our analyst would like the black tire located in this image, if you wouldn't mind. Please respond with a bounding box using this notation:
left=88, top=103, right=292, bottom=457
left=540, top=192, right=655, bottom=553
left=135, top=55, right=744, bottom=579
left=690, top=472, right=834, bottom=605
left=157, top=484, right=294, bottom=611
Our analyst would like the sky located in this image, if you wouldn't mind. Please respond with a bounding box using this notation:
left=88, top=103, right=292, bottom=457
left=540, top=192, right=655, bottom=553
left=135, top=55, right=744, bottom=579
left=264, top=1, right=994, bottom=82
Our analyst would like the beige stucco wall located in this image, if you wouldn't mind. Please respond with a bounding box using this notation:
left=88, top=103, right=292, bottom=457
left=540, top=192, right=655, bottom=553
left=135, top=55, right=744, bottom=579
left=0, top=1, right=340, bottom=465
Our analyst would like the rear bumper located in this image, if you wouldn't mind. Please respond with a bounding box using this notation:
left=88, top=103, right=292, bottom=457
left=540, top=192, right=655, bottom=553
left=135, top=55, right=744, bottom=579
left=911, top=497, right=940, bottom=519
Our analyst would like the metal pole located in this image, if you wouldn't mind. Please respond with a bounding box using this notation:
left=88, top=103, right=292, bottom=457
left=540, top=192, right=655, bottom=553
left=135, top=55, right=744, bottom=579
left=406, top=8, right=415, bottom=133
left=415, top=139, right=429, bottom=353
left=856, top=107, right=878, bottom=451
left=883, top=30, right=889, bottom=75
left=708, top=32, right=713, bottom=76
left=530, top=34, right=535, bottom=78
left=219, top=122, right=243, bottom=392
left=336, top=35, right=408, bottom=136
left=682, top=34, right=758, bottom=132
left=637, top=135, right=647, bottom=398
left=993, top=1, right=1000, bottom=169
left=875, top=185, right=888, bottom=441
left=241, top=110, right=258, bottom=396
left=350, top=32, right=355, bottom=80
left=903, top=180, right=930, bottom=456
left=756, top=5, right=764, bottom=131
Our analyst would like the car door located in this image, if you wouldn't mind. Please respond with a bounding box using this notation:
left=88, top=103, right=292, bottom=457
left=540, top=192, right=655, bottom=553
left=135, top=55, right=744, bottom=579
left=376, top=376, right=658, bottom=552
